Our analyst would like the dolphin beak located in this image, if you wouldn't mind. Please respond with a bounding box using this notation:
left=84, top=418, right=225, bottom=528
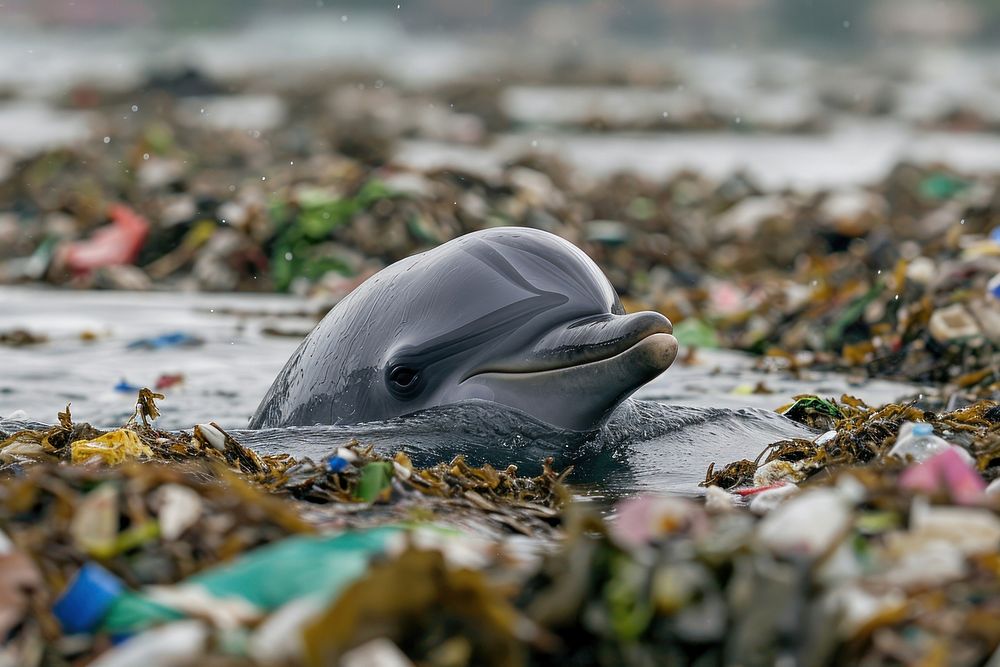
left=468, top=310, right=675, bottom=375
left=460, top=311, right=678, bottom=431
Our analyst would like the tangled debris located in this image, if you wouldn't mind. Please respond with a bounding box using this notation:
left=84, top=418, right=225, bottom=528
left=0, top=391, right=572, bottom=664
left=0, top=328, right=47, bottom=347
left=0, top=391, right=568, bottom=534
left=1, top=391, right=1000, bottom=665
left=704, top=394, right=1000, bottom=491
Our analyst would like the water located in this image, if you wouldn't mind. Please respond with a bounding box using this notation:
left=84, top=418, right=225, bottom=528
left=2, top=13, right=1000, bottom=190
left=398, top=119, right=1000, bottom=192
left=0, top=286, right=916, bottom=494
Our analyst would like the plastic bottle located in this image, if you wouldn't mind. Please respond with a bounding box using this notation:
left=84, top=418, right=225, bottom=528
left=888, top=422, right=957, bottom=463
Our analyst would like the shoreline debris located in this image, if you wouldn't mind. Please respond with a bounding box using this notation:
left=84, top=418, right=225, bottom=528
left=0, top=390, right=999, bottom=664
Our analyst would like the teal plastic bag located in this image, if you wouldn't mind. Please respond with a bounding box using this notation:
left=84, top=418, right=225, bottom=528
left=98, top=527, right=400, bottom=635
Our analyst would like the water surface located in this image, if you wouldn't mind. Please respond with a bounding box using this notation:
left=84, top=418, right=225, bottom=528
left=0, top=287, right=914, bottom=494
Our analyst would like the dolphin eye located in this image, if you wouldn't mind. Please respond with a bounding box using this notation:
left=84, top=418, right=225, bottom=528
left=386, top=364, right=421, bottom=398
left=390, top=367, right=417, bottom=386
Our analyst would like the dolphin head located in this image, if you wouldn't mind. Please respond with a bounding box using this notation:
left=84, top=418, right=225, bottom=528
left=250, top=227, right=678, bottom=431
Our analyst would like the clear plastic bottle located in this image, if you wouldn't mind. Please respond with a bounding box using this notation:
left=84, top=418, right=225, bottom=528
left=888, top=422, right=955, bottom=463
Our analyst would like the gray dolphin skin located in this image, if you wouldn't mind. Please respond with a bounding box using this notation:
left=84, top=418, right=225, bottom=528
left=249, top=227, right=678, bottom=431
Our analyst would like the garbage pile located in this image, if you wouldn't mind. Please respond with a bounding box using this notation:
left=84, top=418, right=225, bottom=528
left=705, top=393, right=1000, bottom=488
left=2, top=79, right=999, bottom=396
left=0, top=390, right=568, bottom=535
left=0, top=391, right=571, bottom=664
left=4, top=391, right=1000, bottom=665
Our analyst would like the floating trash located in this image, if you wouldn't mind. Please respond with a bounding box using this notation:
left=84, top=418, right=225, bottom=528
left=126, top=332, right=204, bottom=350
left=113, top=378, right=142, bottom=393
left=69, top=429, right=152, bottom=465
left=0, top=328, right=47, bottom=347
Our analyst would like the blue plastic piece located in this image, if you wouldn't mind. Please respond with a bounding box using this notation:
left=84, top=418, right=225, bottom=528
left=114, top=379, right=142, bottom=393
left=988, top=273, right=1000, bottom=300
left=326, top=456, right=350, bottom=473
left=127, top=331, right=203, bottom=350
left=53, top=563, right=125, bottom=635
left=990, top=227, right=1000, bottom=243
left=911, top=423, right=933, bottom=437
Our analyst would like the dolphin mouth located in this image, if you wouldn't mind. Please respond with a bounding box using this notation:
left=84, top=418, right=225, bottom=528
left=463, top=310, right=675, bottom=378
left=465, top=331, right=678, bottom=379
left=458, top=331, right=679, bottom=431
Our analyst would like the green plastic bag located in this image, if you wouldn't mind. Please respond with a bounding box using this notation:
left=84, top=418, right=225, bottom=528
left=100, top=527, right=400, bottom=635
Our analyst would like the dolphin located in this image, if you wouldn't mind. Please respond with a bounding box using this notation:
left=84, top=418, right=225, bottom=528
left=249, top=227, right=678, bottom=431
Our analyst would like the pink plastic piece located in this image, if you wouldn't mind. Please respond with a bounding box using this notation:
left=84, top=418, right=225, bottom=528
left=61, top=204, right=149, bottom=274
left=899, top=447, right=985, bottom=506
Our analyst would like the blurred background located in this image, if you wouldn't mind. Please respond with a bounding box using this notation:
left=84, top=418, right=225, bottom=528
left=2, top=0, right=1000, bottom=425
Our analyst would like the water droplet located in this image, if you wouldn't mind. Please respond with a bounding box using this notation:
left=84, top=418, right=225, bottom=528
left=103, top=136, right=111, bottom=144
left=131, top=104, right=138, bottom=112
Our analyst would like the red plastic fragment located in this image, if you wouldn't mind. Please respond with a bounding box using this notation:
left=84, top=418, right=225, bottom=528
left=60, top=204, right=149, bottom=274
left=154, top=373, right=185, bottom=390
left=732, top=483, right=787, bottom=497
